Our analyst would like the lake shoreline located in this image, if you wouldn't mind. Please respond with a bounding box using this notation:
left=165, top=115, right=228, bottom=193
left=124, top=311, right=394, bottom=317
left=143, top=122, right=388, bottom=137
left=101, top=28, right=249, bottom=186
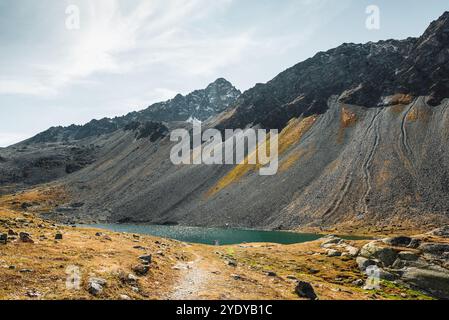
left=80, top=223, right=370, bottom=246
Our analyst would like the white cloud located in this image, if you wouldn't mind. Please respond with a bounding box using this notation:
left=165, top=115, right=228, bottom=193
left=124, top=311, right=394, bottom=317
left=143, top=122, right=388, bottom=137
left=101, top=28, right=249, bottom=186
left=0, top=0, right=344, bottom=99
left=0, top=79, right=57, bottom=96
left=0, top=0, right=241, bottom=97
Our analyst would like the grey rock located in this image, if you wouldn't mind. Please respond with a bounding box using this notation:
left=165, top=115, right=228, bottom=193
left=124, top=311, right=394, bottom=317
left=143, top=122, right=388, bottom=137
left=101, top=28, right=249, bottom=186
left=343, top=245, right=360, bottom=257
left=356, top=257, right=378, bottom=272
left=401, top=267, right=449, bottom=299
left=232, top=274, right=243, bottom=280
left=119, top=272, right=138, bottom=284
left=227, top=260, right=237, bottom=267
left=139, top=255, right=152, bottom=264
left=26, top=290, right=41, bottom=298
left=295, top=281, right=318, bottom=300
left=20, top=269, right=33, bottom=273
left=326, top=249, right=342, bottom=257
left=127, top=273, right=138, bottom=282
left=19, top=232, right=34, bottom=243
left=0, top=233, right=7, bottom=244
left=419, top=243, right=449, bottom=255
left=391, top=259, right=407, bottom=270
left=352, top=279, right=364, bottom=287
left=427, top=226, right=449, bottom=238
left=360, top=242, right=397, bottom=267
left=408, top=238, right=422, bottom=249
left=132, top=265, right=150, bottom=276
left=378, top=268, right=399, bottom=281
left=383, top=236, right=412, bottom=248
left=398, top=251, right=419, bottom=261
left=320, top=236, right=343, bottom=247
left=88, top=277, right=107, bottom=296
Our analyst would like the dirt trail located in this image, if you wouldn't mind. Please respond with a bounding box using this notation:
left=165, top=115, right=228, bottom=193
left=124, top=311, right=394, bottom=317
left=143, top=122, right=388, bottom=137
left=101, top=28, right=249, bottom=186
left=168, top=248, right=217, bottom=300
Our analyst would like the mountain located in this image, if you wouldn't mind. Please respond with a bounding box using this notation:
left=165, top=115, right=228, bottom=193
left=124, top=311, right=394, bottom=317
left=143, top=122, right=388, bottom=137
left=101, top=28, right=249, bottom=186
left=25, top=78, right=240, bottom=144
left=0, top=79, right=240, bottom=189
left=3, top=13, right=449, bottom=234
left=219, top=12, right=449, bottom=132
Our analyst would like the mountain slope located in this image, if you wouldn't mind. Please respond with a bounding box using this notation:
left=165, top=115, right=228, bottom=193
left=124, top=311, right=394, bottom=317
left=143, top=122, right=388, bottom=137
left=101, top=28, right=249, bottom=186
left=43, top=12, right=449, bottom=233
left=0, top=79, right=240, bottom=190
left=3, top=13, right=449, bottom=233
left=219, top=12, right=449, bottom=132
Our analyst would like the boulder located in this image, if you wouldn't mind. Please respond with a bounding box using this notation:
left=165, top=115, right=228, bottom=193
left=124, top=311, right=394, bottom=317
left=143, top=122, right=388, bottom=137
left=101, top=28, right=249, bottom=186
left=377, top=268, right=399, bottom=281
left=419, top=243, right=449, bottom=255
left=127, top=273, right=138, bottom=283
left=0, top=233, right=7, bottom=245
left=295, top=281, right=318, bottom=300
left=401, top=267, right=449, bottom=299
left=320, top=236, right=343, bottom=247
left=20, top=202, right=32, bottom=210
left=26, top=290, right=41, bottom=298
left=232, top=274, right=243, bottom=280
left=227, top=260, right=237, bottom=267
left=356, top=257, right=378, bottom=272
left=132, top=265, right=150, bottom=276
left=19, top=232, right=34, bottom=243
left=119, top=272, right=138, bottom=284
left=139, top=255, right=152, bottom=264
left=427, top=226, right=449, bottom=238
left=398, top=251, right=419, bottom=261
left=55, top=233, right=63, bottom=240
left=408, top=238, right=422, bottom=249
left=326, top=249, right=342, bottom=257
left=88, top=277, right=107, bottom=296
left=360, top=242, right=397, bottom=267
left=352, top=279, right=364, bottom=287
left=383, top=236, right=412, bottom=247
left=344, top=245, right=360, bottom=257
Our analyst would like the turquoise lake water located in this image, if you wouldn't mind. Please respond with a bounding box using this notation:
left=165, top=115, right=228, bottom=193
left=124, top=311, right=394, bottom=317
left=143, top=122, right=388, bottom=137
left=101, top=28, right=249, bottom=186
left=86, top=224, right=365, bottom=245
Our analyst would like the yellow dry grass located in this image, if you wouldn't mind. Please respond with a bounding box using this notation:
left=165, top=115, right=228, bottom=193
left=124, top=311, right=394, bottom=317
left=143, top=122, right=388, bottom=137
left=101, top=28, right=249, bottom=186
left=0, top=187, right=188, bottom=300
left=387, top=94, right=414, bottom=106
left=337, top=107, right=357, bottom=144
left=207, top=116, right=317, bottom=196
left=406, top=106, right=431, bottom=123
left=0, top=186, right=437, bottom=300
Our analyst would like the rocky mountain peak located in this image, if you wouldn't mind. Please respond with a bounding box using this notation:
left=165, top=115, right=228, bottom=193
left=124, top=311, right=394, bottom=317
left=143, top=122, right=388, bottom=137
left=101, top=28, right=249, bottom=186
left=420, top=11, right=449, bottom=41
left=217, top=12, right=449, bottom=131
left=23, top=79, right=241, bottom=144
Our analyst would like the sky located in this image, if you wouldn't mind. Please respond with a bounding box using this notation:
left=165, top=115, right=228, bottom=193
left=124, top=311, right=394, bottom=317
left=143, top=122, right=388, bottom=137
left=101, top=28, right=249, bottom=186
left=1, top=0, right=449, bottom=147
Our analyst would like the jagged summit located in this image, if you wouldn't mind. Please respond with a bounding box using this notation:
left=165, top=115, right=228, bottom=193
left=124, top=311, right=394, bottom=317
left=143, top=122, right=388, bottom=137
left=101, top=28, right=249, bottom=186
left=24, top=78, right=241, bottom=144
left=137, top=77, right=240, bottom=123
left=218, top=11, right=449, bottom=131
